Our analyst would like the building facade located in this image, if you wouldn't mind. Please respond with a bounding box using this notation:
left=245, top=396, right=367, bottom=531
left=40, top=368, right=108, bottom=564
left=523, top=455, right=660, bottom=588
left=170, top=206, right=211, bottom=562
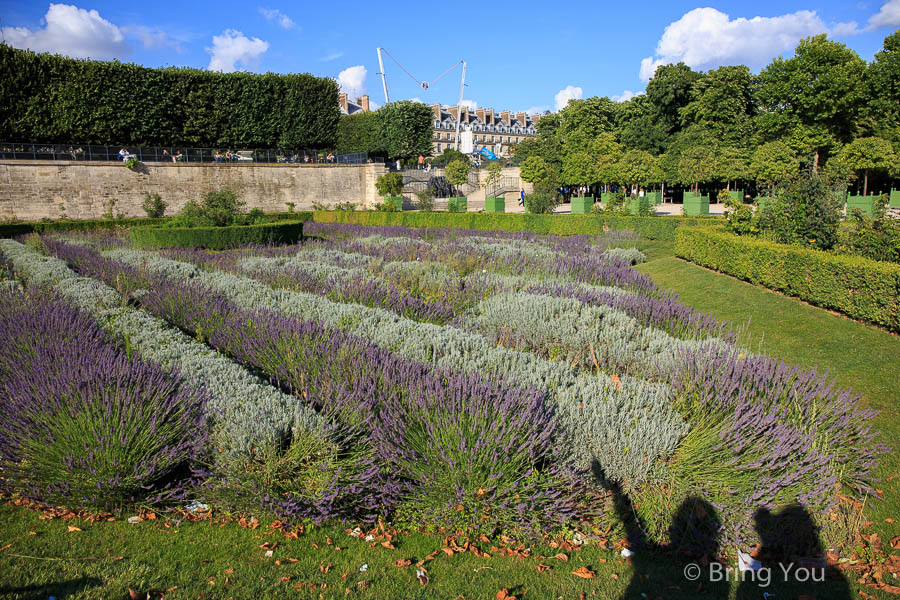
left=431, top=105, right=540, bottom=156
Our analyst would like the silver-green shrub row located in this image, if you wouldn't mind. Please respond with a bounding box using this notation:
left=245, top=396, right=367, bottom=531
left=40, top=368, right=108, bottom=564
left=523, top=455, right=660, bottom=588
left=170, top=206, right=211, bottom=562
left=0, top=240, right=323, bottom=464
left=239, top=254, right=722, bottom=378
left=104, top=247, right=686, bottom=485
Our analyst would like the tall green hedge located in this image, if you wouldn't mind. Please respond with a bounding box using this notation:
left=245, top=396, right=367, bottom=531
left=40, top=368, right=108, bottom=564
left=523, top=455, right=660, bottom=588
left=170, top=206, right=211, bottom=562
left=0, top=44, right=338, bottom=148
left=335, top=101, right=433, bottom=159
left=675, top=226, right=900, bottom=332
left=130, top=221, right=304, bottom=250
left=313, top=210, right=720, bottom=241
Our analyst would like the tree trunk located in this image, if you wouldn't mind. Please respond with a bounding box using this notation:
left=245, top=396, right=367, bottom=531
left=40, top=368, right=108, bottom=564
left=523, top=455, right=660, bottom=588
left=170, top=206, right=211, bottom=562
left=864, top=170, right=868, bottom=197
left=813, top=150, right=819, bottom=173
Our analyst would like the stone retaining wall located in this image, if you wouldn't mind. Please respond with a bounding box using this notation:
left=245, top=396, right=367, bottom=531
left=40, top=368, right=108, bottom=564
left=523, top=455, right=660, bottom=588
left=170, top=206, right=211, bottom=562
left=0, top=160, right=388, bottom=221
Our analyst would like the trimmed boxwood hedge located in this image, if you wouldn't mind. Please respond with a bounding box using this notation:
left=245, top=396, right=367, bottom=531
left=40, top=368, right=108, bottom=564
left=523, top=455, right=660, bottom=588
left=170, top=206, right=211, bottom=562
left=0, top=217, right=168, bottom=238
left=0, top=212, right=312, bottom=239
left=675, top=226, right=900, bottom=332
left=130, top=221, right=305, bottom=250
left=313, top=210, right=721, bottom=241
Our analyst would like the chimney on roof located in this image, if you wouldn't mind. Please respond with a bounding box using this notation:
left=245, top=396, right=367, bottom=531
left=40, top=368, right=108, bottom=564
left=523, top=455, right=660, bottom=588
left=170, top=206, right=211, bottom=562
left=433, top=103, right=441, bottom=119
left=515, top=111, right=526, bottom=124
left=475, top=108, right=486, bottom=122
left=532, top=113, right=542, bottom=123
left=486, top=108, right=494, bottom=124
left=338, top=93, right=349, bottom=113
left=360, top=95, right=370, bottom=112
left=500, top=110, right=510, bottom=123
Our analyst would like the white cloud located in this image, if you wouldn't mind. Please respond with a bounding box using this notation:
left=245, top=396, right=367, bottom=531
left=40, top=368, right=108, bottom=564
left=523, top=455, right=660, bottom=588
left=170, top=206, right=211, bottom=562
left=408, top=97, right=423, bottom=103
left=869, top=0, right=900, bottom=28
left=259, top=8, right=296, bottom=29
left=524, top=105, right=550, bottom=115
left=612, top=90, right=643, bottom=102
left=554, top=85, right=583, bottom=111
left=337, top=65, right=367, bottom=97
left=206, top=29, right=268, bottom=72
left=459, top=99, right=478, bottom=111
left=638, top=7, right=859, bottom=80
left=1, top=3, right=130, bottom=60
left=320, top=51, right=344, bottom=62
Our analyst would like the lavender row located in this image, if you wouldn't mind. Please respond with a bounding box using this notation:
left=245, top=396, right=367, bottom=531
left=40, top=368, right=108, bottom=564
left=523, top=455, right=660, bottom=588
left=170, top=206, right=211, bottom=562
left=88, top=243, right=687, bottom=487
left=43, top=237, right=584, bottom=533
left=0, top=285, right=208, bottom=510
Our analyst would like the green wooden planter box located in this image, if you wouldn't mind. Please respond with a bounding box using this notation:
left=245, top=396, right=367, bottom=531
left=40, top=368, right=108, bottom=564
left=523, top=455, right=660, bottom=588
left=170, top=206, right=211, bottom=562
left=627, top=197, right=647, bottom=215
left=890, top=189, right=900, bottom=208
left=485, top=196, right=505, bottom=213
left=847, top=195, right=876, bottom=218
left=448, top=197, right=467, bottom=213
left=600, top=192, right=614, bottom=206
left=727, top=190, right=744, bottom=204
left=645, top=191, right=662, bottom=205
left=570, top=196, right=594, bottom=214
left=683, top=192, right=709, bottom=216
left=384, top=196, right=403, bottom=211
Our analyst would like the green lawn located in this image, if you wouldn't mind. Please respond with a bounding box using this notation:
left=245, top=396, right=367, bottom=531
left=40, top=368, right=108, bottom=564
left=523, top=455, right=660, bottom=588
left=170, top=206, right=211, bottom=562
left=1, top=241, right=897, bottom=599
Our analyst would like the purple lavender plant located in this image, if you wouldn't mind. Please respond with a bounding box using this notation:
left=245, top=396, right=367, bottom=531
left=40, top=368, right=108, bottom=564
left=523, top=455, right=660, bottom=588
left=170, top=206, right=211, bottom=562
left=0, top=287, right=208, bottom=511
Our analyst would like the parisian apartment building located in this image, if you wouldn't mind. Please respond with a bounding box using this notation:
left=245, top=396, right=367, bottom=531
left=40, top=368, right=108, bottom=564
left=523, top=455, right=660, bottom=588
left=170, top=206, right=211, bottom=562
left=338, top=94, right=540, bottom=157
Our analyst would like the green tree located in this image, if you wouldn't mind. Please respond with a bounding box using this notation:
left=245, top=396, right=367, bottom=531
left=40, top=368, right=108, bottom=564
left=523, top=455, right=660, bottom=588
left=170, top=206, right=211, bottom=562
left=716, top=146, right=751, bottom=190
left=484, top=161, right=503, bottom=189
left=557, top=96, right=618, bottom=140
left=838, top=136, right=898, bottom=196
left=681, top=65, right=755, bottom=145
left=375, top=172, right=404, bottom=197
left=645, top=62, right=704, bottom=139
left=617, top=149, right=661, bottom=191
left=560, top=151, right=598, bottom=189
left=615, top=94, right=669, bottom=154
left=445, top=159, right=470, bottom=187
left=676, top=144, right=718, bottom=192
left=593, top=132, right=623, bottom=187
left=520, top=156, right=558, bottom=193
left=864, top=30, right=900, bottom=145
left=755, top=34, right=867, bottom=168
left=750, top=140, right=801, bottom=194
left=378, top=101, right=434, bottom=160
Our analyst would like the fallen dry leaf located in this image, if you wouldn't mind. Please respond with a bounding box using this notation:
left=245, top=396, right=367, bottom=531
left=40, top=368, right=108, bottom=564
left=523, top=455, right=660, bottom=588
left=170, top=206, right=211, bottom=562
left=552, top=553, right=569, bottom=562
left=572, top=566, right=596, bottom=579
left=537, top=564, right=551, bottom=572
left=442, top=548, right=454, bottom=557
left=496, top=589, right=516, bottom=600
left=395, top=558, right=412, bottom=567
left=381, top=541, right=396, bottom=550
left=67, top=525, right=82, bottom=532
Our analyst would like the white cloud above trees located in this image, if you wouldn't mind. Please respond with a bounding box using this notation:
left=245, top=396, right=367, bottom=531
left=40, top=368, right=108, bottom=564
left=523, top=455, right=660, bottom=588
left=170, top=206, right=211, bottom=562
left=554, top=85, right=582, bottom=111
left=638, top=7, right=861, bottom=80
left=1, top=3, right=130, bottom=60
left=206, top=29, right=269, bottom=72
left=337, top=65, right=367, bottom=97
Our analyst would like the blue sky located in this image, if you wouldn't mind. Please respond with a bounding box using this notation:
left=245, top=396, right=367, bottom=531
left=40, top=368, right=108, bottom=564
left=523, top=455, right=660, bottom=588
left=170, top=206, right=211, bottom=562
left=1, top=1, right=899, bottom=114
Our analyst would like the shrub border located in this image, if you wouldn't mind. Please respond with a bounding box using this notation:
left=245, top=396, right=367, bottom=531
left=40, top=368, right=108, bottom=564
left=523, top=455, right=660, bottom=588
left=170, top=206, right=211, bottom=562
left=312, top=210, right=721, bottom=241
left=675, top=226, right=900, bottom=332
left=130, top=221, right=305, bottom=250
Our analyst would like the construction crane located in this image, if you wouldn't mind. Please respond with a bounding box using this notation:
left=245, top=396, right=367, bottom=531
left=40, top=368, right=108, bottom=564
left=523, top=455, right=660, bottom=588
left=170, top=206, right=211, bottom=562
left=375, top=48, right=467, bottom=150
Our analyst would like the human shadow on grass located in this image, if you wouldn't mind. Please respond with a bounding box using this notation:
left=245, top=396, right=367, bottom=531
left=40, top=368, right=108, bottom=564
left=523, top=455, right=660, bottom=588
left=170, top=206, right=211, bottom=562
left=0, top=575, right=101, bottom=600
left=611, top=483, right=729, bottom=600
left=735, top=504, right=852, bottom=600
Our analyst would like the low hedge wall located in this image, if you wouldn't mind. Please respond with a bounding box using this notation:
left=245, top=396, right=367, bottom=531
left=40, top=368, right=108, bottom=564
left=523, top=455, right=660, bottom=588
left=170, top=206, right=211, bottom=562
left=313, top=211, right=721, bottom=241
left=676, top=226, right=900, bottom=332
left=0, top=212, right=312, bottom=239
left=0, top=217, right=167, bottom=238
left=130, top=221, right=305, bottom=250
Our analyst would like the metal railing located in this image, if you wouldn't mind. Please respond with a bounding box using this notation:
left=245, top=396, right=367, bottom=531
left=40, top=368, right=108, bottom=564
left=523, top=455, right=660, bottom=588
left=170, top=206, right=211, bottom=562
left=0, top=143, right=370, bottom=165
left=485, top=176, right=520, bottom=198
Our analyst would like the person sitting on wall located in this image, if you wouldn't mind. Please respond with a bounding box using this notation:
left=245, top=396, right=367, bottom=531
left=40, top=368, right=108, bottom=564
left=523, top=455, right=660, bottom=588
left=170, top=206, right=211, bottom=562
left=225, top=149, right=233, bottom=162
left=214, top=150, right=223, bottom=163
left=118, top=148, right=128, bottom=161
left=174, top=150, right=183, bottom=163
